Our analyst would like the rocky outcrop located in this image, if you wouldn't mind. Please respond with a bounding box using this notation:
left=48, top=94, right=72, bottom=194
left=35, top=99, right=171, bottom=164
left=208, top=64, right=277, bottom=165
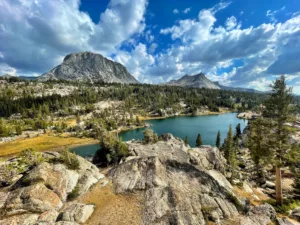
left=111, top=134, right=247, bottom=225
left=59, top=203, right=95, bottom=224
left=238, top=203, right=276, bottom=225
left=291, top=208, right=300, bottom=222
left=237, top=111, right=259, bottom=120
left=38, top=52, right=139, bottom=84
left=0, top=151, right=105, bottom=225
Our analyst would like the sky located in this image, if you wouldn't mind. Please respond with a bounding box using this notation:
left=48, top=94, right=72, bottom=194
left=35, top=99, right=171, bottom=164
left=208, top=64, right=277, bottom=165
left=1, top=0, right=300, bottom=92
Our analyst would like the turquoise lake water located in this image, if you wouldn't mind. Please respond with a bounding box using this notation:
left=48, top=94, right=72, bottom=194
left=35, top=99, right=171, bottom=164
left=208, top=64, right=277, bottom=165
left=71, top=113, right=247, bottom=157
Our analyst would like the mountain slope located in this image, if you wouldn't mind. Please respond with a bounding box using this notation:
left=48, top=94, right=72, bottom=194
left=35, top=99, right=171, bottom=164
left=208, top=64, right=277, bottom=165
left=166, top=73, right=221, bottom=89
left=38, top=52, right=139, bottom=84
left=213, top=81, right=261, bottom=93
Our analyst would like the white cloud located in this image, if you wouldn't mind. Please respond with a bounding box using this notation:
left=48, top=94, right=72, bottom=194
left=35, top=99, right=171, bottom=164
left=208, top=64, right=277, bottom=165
left=154, top=3, right=300, bottom=90
left=0, top=63, right=17, bottom=76
left=210, top=1, right=232, bottom=14
left=149, top=43, right=158, bottom=54
left=173, top=9, right=179, bottom=14
left=183, top=8, right=191, bottom=14
left=266, top=6, right=286, bottom=23
left=160, top=9, right=217, bottom=43
left=114, top=43, right=154, bottom=81
left=0, top=0, right=300, bottom=91
left=225, top=16, right=237, bottom=30
left=0, top=0, right=148, bottom=75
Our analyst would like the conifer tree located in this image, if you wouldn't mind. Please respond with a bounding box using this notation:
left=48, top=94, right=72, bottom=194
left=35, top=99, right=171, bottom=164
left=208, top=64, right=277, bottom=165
left=184, top=136, right=189, bottom=146
left=248, top=118, right=271, bottom=178
left=235, top=123, right=242, bottom=139
left=223, top=125, right=237, bottom=180
left=216, top=131, right=221, bottom=149
left=196, top=133, right=203, bottom=147
left=15, top=123, right=22, bottom=135
left=224, top=125, right=234, bottom=162
left=263, top=75, right=295, bottom=205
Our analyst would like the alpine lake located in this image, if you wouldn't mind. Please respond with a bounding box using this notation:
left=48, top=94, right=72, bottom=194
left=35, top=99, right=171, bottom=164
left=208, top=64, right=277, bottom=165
left=71, top=112, right=247, bottom=158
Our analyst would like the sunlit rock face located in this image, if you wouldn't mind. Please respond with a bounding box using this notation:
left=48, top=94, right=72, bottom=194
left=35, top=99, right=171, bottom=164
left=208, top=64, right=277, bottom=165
left=38, top=52, right=139, bottom=84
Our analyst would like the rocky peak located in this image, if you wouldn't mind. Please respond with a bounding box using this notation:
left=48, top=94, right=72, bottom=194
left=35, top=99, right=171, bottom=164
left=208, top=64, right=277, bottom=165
left=166, top=72, right=221, bottom=89
left=38, top=51, right=139, bottom=84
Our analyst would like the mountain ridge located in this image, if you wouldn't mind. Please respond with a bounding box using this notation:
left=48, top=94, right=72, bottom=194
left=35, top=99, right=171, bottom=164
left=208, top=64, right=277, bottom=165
left=166, top=72, right=221, bottom=89
left=165, top=73, right=261, bottom=93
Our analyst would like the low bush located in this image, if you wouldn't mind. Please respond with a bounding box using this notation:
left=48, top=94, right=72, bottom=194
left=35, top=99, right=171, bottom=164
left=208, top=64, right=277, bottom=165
left=67, top=184, right=80, bottom=200
left=93, top=132, right=130, bottom=167
left=143, top=129, right=159, bottom=144
left=58, top=149, right=80, bottom=170
left=18, top=148, right=45, bottom=168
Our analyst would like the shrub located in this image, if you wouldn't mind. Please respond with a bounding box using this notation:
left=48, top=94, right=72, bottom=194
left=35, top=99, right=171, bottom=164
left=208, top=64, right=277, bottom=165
left=67, top=184, right=80, bottom=200
left=18, top=148, right=45, bottom=168
left=143, top=129, right=159, bottom=144
left=93, top=132, right=130, bottom=167
left=59, top=149, right=80, bottom=170
left=0, top=163, right=18, bottom=187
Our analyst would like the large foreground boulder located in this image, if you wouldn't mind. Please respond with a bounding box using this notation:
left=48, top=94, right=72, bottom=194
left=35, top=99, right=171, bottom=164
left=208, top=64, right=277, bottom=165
left=0, top=151, right=105, bottom=225
left=111, top=134, right=246, bottom=225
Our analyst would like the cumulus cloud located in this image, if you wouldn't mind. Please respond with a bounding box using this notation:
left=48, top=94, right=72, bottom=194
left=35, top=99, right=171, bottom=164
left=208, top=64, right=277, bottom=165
left=0, top=0, right=147, bottom=75
left=225, top=16, right=237, bottom=30
left=173, top=9, right=179, bottom=14
left=149, top=43, right=158, bottom=54
left=114, top=43, right=154, bottom=81
left=155, top=2, right=300, bottom=90
left=266, top=6, right=285, bottom=23
left=1, top=0, right=300, bottom=92
left=183, top=8, right=191, bottom=14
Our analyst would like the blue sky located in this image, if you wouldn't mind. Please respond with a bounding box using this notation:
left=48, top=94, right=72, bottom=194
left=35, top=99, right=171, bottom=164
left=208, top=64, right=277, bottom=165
left=1, top=0, right=300, bottom=92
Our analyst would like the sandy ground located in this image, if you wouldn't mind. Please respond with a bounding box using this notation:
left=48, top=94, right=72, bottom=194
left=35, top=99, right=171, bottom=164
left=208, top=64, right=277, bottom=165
left=79, top=181, right=143, bottom=225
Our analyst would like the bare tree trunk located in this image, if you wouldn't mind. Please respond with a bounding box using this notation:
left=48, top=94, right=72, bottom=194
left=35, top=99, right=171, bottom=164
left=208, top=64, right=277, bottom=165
left=276, top=166, right=283, bottom=205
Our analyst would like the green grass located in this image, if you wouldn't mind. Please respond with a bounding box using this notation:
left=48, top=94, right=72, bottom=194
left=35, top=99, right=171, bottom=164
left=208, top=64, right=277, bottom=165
left=264, top=198, right=300, bottom=214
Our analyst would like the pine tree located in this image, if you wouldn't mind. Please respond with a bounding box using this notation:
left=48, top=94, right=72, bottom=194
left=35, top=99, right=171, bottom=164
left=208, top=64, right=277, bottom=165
left=216, top=131, right=221, bottom=148
left=231, top=138, right=239, bottom=177
left=196, top=133, right=203, bottom=147
left=263, top=75, right=295, bottom=205
left=15, top=123, right=22, bottom=135
left=235, top=123, right=241, bottom=139
left=248, top=118, right=271, bottom=178
left=223, top=125, right=237, bottom=180
left=224, top=125, right=234, bottom=162
left=184, top=136, right=189, bottom=146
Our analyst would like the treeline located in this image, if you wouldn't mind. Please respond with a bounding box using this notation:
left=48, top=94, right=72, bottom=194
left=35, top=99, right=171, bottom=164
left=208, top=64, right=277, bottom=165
left=0, top=81, right=270, bottom=118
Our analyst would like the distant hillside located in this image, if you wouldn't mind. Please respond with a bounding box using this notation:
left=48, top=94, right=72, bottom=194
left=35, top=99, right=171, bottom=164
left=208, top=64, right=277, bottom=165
left=164, top=73, right=261, bottom=93
left=213, top=81, right=261, bottom=93
left=38, top=52, right=139, bottom=84
left=166, top=73, right=220, bottom=89
left=0, top=74, right=37, bottom=81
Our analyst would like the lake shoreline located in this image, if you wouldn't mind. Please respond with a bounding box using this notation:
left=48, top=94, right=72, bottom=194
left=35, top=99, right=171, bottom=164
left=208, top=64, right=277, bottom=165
left=139, top=108, right=234, bottom=121
left=71, top=112, right=248, bottom=158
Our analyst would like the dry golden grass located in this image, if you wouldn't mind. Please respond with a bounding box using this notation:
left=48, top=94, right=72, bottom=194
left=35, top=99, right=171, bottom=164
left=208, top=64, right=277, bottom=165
left=65, top=118, right=77, bottom=126
left=0, top=134, right=98, bottom=157
left=233, top=186, right=269, bottom=206
left=79, top=181, right=143, bottom=225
